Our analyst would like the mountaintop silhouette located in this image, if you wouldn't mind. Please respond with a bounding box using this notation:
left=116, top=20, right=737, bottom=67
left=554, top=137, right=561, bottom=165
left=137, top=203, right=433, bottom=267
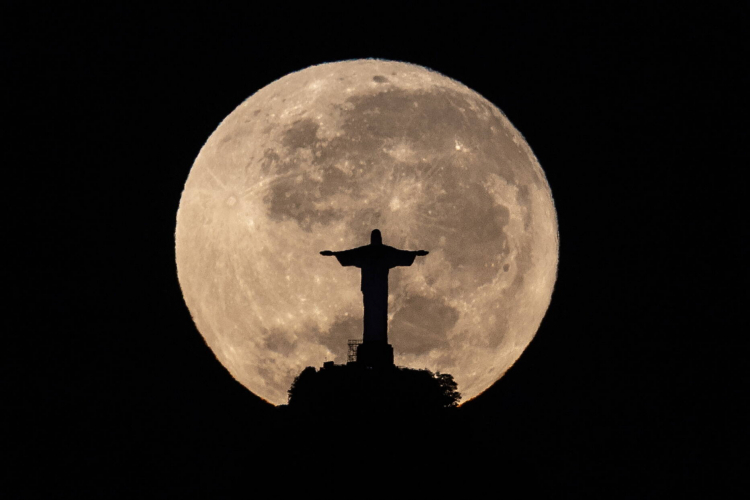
left=286, top=362, right=460, bottom=413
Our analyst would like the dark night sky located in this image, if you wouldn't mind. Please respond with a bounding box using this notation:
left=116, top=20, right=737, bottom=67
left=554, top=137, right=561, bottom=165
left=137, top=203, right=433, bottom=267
left=4, top=3, right=747, bottom=496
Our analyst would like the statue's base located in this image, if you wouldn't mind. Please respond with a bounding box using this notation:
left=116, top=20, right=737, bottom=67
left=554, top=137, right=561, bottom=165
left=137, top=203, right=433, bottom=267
left=356, top=342, right=394, bottom=368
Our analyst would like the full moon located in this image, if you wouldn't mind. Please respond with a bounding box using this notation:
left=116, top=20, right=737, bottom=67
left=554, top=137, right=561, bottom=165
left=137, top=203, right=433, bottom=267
left=176, top=60, right=558, bottom=405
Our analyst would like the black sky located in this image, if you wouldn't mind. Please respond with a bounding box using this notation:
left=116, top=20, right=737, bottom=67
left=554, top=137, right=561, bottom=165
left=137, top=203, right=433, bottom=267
left=4, top=3, right=747, bottom=496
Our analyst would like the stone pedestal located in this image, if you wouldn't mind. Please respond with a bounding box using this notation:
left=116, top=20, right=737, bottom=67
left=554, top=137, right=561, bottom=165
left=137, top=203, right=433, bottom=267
left=356, top=342, right=394, bottom=368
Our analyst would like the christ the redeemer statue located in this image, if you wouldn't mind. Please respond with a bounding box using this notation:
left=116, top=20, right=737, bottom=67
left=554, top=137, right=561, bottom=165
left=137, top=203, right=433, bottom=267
left=320, top=229, right=428, bottom=348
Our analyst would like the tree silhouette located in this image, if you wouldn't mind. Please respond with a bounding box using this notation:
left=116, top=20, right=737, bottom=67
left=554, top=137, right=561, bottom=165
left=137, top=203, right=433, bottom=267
left=287, top=364, right=460, bottom=412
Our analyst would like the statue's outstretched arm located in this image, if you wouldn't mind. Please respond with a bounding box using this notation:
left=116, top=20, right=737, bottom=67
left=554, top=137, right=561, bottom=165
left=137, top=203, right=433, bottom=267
left=416, top=250, right=429, bottom=256
left=321, top=247, right=364, bottom=266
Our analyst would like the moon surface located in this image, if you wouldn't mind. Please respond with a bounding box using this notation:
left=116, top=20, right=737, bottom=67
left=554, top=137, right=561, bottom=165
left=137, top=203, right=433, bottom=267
left=176, top=60, right=558, bottom=405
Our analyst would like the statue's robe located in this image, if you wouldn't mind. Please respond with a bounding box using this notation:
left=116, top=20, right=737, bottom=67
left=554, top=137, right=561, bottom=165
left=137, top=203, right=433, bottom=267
left=332, top=244, right=419, bottom=343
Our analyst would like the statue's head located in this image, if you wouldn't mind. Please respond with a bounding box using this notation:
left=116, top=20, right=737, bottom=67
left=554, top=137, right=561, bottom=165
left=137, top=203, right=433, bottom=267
left=370, top=229, right=382, bottom=245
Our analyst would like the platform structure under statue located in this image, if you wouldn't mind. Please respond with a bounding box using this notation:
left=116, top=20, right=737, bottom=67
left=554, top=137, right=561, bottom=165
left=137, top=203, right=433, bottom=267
left=348, top=339, right=394, bottom=368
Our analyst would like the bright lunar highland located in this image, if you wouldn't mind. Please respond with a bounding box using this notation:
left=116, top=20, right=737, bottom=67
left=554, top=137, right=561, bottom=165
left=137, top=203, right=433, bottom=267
left=176, top=60, right=558, bottom=405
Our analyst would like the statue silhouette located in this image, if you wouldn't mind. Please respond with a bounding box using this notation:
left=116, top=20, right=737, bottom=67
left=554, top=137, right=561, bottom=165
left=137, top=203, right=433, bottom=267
left=321, top=230, right=428, bottom=345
